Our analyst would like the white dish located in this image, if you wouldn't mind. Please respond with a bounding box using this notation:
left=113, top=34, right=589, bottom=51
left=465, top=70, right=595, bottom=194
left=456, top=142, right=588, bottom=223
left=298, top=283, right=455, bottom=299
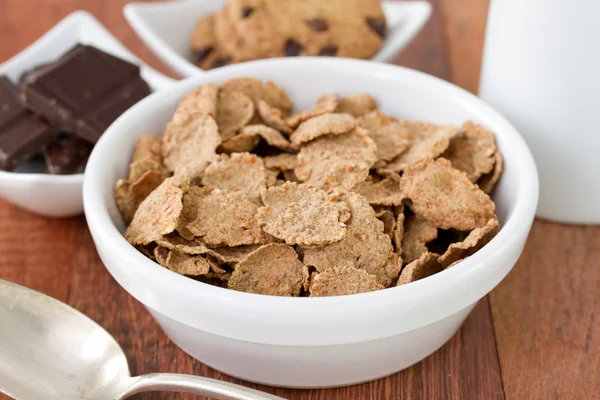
left=83, top=58, right=538, bottom=388
left=0, top=10, right=176, bottom=218
left=124, top=0, right=432, bottom=78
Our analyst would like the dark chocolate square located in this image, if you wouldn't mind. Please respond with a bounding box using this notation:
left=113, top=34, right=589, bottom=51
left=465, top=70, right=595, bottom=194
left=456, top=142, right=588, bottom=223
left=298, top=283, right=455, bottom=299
left=0, top=76, right=57, bottom=171
left=21, top=44, right=151, bottom=144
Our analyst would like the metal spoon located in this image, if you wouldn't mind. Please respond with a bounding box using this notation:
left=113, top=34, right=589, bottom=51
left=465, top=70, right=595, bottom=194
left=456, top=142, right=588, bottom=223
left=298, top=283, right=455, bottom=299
left=0, top=280, right=285, bottom=400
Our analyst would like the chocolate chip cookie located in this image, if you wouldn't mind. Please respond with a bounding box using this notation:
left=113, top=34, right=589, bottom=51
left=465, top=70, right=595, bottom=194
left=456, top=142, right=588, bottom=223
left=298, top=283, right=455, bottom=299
left=189, top=0, right=387, bottom=70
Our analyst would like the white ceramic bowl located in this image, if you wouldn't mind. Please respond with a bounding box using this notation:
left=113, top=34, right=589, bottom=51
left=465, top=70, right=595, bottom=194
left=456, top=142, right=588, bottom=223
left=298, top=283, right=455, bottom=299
left=0, top=10, right=175, bottom=218
left=124, top=0, right=432, bottom=78
left=84, top=58, right=538, bottom=388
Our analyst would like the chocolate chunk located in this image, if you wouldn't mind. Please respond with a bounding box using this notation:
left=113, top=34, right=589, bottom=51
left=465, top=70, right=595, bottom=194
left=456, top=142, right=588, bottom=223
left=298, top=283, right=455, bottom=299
left=366, top=18, right=386, bottom=38
left=21, top=44, right=151, bottom=144
left=0, top=76, right=57, bottom=171
left=318, top=46, right=338, bottom=56
left=212, top=57, right=232, bottom=69
left=43, top=134, right=93, bottom=174
left=285, top=39, right=304, bottom=56
left=306, top=18, right=329, bottom=32
left=241, top=6, right=254, bottom=18
left=192, top=46, right=214, bottom=63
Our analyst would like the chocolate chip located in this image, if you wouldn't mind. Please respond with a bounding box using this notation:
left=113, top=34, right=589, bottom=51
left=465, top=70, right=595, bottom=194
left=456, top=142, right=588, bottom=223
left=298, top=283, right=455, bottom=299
left=306, top=18, right=329, bottom=32
left=192, top=46, right=214, bottom=63
left=318, top=46, right=338, bottom=56
left=366, top=18, right=386, bottom=38
left=284, top=39, right=304, bottom=56
left=212, top=57, right=232, bottom=69
left=241, top=6, right=254, bottom=18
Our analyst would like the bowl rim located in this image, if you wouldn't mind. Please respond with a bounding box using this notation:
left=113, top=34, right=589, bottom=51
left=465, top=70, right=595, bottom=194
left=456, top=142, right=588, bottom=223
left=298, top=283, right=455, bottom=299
left=84, top=58, right=538, bottom=339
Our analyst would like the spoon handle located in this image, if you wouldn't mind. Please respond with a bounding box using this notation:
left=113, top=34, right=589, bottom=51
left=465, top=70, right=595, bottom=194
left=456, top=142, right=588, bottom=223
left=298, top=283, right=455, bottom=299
left=117, top=373, right=287, bottom=400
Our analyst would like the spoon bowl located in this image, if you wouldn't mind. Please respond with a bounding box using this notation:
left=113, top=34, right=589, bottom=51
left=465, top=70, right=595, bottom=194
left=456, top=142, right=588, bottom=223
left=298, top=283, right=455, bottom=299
left=0, top=280, right=284, bottom=400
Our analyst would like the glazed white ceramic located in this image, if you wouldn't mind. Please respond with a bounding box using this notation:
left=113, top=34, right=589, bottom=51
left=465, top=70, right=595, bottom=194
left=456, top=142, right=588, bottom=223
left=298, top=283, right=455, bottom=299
left=84, top=58, right=538, bottom=388
left=479, top=0, right=600, bottom=224
left=0, top=10, right=175, bottom=218
left=124, top=0, right=432, bottom=78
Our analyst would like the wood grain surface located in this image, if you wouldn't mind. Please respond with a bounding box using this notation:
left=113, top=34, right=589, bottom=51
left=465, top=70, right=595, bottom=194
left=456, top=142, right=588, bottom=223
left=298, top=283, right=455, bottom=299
left=0, top=1, right=598, bottom=399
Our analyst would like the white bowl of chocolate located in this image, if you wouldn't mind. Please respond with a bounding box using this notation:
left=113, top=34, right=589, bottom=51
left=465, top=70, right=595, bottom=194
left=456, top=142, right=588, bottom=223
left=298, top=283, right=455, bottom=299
left=0, top=11, right=174, bottom=218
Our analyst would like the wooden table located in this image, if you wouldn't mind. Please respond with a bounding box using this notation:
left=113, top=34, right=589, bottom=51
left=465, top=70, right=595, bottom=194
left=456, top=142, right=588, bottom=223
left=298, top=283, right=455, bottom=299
left=0, top=1, right=598, bottom=399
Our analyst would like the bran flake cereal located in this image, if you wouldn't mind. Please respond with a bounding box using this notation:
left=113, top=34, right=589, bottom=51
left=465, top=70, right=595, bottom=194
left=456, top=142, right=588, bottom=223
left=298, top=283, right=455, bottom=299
left=477, top=150, right=503, bottom=194
left=220, top=124, right=293, bottom=153
left=302, top=192, right=397, bottom=287
left=383, top=121, right=458, bottom=172
left=336, top=93, right=378, bottom=117
left=263, top=153, right=298, bottom=171
left=228, top=244, right=308, bottom=296
left=162, top=113, right=221, bottom=179
left=351, top=176, right=404, bottom=206
left=286, top=93, right=339, bottom=128
left=290, top=113, right=356, bottom=146
left=295, top=127, right=378, bottom=190
left=396, top=252, right=443, bottom=286
left=117, top=77, right=504, bottom=296
left=443, top=121, right=497, bottom=182
left=358, top=111, right=410, bottom=162
left=257, top=182, right=351, bottom=246
left=220, top=77, right=293, bottom=114
left=401, top=158, right=496, bottom=231
left=186, top=188, right=269, bottom=246
left=438, top=218, right=499, bottom=268
left=310, top=265, right=384, bottom=297
left=201, top=152, right=266, bottom=199
left=256, top=100, right=292, bottom=135
left=401, top=216, right=439, bottom=263
left=177, top=83, right=218, bottom=117
left=216, top=90, right=255, bottom=140
left=124, top=170, right=190, bottom=246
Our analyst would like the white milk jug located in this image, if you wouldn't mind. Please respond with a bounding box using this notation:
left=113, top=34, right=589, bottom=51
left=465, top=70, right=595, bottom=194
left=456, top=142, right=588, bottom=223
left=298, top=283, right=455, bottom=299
left=479, top=0, right=600, bottom=224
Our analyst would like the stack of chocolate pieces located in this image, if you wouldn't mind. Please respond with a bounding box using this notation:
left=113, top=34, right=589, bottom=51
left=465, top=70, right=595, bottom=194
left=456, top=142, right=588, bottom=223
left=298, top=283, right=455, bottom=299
left=0, top=44, right=151, bottom=174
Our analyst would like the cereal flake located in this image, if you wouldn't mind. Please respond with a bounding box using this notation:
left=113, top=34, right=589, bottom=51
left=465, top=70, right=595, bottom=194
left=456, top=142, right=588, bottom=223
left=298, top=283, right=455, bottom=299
left=263, top=153, right=298, bottom=171
left=186, top=188, right=268, bottom=246
left=124, top=171, right=190, bottom=246
left=438, top=218, right=499, bottom=268
left=228, top=244, right=308, bottom=296
left=401, top=216, right=439, bottom=263
left=216, top=90, right=255, bottom=140
left=336, top=93, right=378, bottom=117
left=477, top=150, right=503, bottom=194
left=162, top=113, right=221, bottom=179
left=310, top=265, right=383, bottom=297
left=220, top=77, right=293, bottom=114
left=351, top=177, right=404, bottom=206
left=286, top=93, right=339, bottom=128
left=155, top=248, right=213, bottom=276
left=396, top=252, right=443, bottom=286
left=383, top=121, right=459, bottom=172
left=202, top=153, right=266, bottom=199
left=374, top=207, right=396, bottom=240
left=290, top=113, right=356, bottom=146
left=177, top=84, right=218, bottom=117
left=257, top=182, right=350, bottom=246
left=132, top=134, right=162, bottom=163
left=302, top=192, right=397, bottom=287
left=358, top=111, right=409, bottom=162
left=442, top=121, right=497, bottom=182
left=295, top=127, right=377, bottom=190
left=257, top=100, right=292, bottom=134
left=401, top=158, right=496, bottom=230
